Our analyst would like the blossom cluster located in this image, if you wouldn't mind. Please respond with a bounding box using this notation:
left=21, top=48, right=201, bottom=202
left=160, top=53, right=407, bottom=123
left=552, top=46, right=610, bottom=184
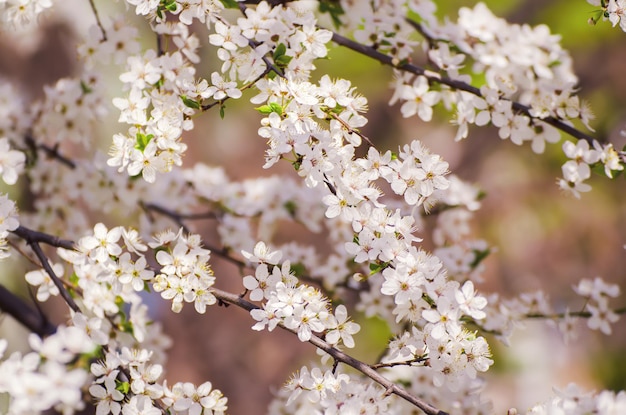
left=0, top=327, right=94, bottom=414
left=89, top=348, right=227, bottom=415
left=573, top=277, right=621, bottom=335
left=0, top=0, right=624, bottom=414
left=245, top=243, right=361, bottom=346
left=558, top=139, right=623, bottom=198
left=0, top=0, right=52, bottom=26
left=526, top=383, right=626, bottom=415
left=20, top=222, right=227, bottom=414
left=153, top=230, right=217, bottom=313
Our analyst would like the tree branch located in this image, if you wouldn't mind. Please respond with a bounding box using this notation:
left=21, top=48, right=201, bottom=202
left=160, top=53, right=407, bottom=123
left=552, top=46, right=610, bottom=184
left=328, top=31, right=598, bottom=144
left=10, top=226, right=79, bottom=312
left=24, top=135, right=77, bottom=169
left=11, top=225, right=76, bottom=250
left=212, top=288, right=450, bottom=415
left=87, top=0, right=107, bottom=41
left=0, top=284, right=56, bottom=337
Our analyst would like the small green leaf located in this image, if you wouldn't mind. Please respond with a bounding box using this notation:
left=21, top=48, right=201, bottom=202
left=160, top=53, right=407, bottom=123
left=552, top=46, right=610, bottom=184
left=255, top=102, right=283, bottom=115
left=319, top=1, right=345, bottom=28
left=422, top=293, right=436, bottom=307
left=289, top=262, right=306, bottom=278
left=284, top=200, right=297, bottom=217
left=220, top=104, right=226, bottom=119
left=69, top=272, right=79, bottom=286
left=80, top=81, right=92, bottom=94
left=255, top=105, right=272, bottom=114
left=273, top=43, right=287, bottom=61
left=591, top=162, right=607, bottom=177
left=163, top=0, right=177, bottom=12
left=181, top=95, right=200, bottom=110
left=135, top=132, right=153, bottom=151
left=275, top=54, right=293, bottom=67
left=369, top=261, right=389, bottom=276
left=116, top=381, right=130, bottom=394
left=470, top=248, right=491, bottom=269
left=219, top=0, right=239, bottom=9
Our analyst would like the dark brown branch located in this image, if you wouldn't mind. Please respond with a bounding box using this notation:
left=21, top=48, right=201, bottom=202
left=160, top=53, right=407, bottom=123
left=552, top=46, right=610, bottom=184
left=405, top=18, right=437, bottom=49
left=140, top=202, right=247, bottom=269
left=0, top=284, right=56, bottom=337
left=9, top=222, right=443, bottom=413
left=329, top=31, right=597, bottom=144
left=88, top=0, right=107, bottom=41
left=11, top=226, right=75, bottom=250
left=526, top=306, right=626, bottom=319
left=24, top=135, right=76, bottom=169
left=9, top=221, right=448, bottom=413
left=29, top=242, right=80, bottom=312
left=213, top=288, right=450, bottom=415
left=370, top=356, right=428, bottom=370
left=141, top=202, right=220, bottom=222
left=10, top=226, right=79, bottom=312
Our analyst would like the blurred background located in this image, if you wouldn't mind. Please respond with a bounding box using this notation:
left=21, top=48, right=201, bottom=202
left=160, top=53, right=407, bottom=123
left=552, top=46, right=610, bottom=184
left=0, top=1, right=625, bottom=413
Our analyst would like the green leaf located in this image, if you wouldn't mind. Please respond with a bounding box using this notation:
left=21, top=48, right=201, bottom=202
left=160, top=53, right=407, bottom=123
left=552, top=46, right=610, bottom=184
left=422, top=293, right=436, bottom=307
left=283, top=200, right=297, bottom=217
left=135, top=132, right=153, bottom=151
left=255, top=102, right=283, bottom=115
left=275, top=54, right=293, bottom=67
left=289, top=262, right=306, bottom=278
left=80, top=81, right=92, bottom=94
left=116, top=381, right=130, bottom=394
left=162, top=0, right=177, bottom=12
left=591, top=162, right=607, bottom=177
left=470, top=248, right=491, bottom=269
left=220, top=104, right=226, bottom=119
left=272, top=43, right=293, bottom=69
left=181, top=95, right=200, bottom=110
left=69, top=272, right=79, bottom=286
left=273, top=43, right=287, bottom=61
left=369, top=261, right=389, bottom=276
left=319, top=1, right=345, bottom=28
left=219, top=0, right=239, bottom=9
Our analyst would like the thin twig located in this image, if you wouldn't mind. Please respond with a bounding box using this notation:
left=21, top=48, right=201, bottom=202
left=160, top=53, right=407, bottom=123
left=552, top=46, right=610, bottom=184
left=24, top=135, right=77, bottom=169
left=88, top=0, right=107, bottom=41
left=328, top=111, right=375, bottom=147
left=140, top=202, right=247, bottom=269
left=10, top=226, right=79, bottom=312
left=29, top=242, right=80, bottom=312
left=370, top=356, right=428, bottom=370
